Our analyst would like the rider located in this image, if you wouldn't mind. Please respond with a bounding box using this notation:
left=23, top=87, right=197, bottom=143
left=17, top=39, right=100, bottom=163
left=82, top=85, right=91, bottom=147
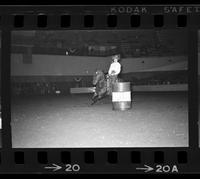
left=107, top=54, right=122, bottom=94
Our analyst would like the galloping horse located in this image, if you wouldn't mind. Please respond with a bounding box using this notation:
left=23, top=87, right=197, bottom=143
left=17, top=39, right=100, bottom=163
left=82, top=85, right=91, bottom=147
left=91, top=70, right=121, bottom=105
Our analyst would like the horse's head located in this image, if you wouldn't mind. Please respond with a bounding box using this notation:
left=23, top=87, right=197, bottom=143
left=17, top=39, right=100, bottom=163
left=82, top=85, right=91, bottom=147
left=93, top=70, right=105, bottom=85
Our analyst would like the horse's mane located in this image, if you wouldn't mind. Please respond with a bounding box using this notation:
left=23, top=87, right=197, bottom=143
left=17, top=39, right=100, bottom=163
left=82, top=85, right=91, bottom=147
left=96, top=70, right=105, bottom=80
left=94, top=70, right=106, bottom=89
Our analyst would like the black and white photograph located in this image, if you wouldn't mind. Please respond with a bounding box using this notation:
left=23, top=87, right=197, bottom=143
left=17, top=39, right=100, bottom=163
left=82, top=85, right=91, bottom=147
left=11, top=30, right=188, bottom=148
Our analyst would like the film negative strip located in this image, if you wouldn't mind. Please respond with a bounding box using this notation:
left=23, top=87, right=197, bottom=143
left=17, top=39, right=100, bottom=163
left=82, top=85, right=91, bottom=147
left=0, top=4, right=199, bottom=174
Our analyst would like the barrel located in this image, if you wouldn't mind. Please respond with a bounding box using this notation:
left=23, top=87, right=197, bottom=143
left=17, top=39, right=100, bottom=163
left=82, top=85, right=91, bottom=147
left=112, top=82, right=132, bottom=111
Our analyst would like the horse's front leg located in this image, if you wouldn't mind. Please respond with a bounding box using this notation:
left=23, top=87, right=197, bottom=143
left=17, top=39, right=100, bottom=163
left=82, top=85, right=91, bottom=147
left=91, top=92, right=98, bottom=105
left=91, top=95, right=99, bottom=105
left=92, top=92, right=97, bottom=99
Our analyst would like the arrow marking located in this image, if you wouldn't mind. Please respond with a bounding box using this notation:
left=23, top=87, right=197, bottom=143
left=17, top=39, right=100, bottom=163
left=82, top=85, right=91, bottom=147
left=44, top=163, right=62, bottom=172
left=136, top=165, right=154, bottom=173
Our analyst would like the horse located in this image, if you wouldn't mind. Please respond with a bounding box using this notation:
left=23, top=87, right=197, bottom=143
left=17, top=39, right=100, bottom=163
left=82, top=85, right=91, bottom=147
left=91, top=70, right=121, bottom=105
left=91, top=70, right=108, bottom=105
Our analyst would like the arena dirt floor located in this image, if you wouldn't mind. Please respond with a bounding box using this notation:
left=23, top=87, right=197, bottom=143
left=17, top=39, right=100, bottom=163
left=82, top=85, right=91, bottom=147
left=11, top=92, right=189, bottom=148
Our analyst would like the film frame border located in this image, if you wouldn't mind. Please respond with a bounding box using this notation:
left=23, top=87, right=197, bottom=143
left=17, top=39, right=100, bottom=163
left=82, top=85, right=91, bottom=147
left=0, top=5, right=199, bottom=174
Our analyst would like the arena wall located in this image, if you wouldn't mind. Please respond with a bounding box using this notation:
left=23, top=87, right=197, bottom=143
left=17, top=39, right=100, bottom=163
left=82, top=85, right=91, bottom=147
left=11, top=54, right=187, bottom=76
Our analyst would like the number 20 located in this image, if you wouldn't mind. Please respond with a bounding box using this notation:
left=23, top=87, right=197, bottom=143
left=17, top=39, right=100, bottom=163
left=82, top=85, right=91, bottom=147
left=65, top=164, right=80, bottom=172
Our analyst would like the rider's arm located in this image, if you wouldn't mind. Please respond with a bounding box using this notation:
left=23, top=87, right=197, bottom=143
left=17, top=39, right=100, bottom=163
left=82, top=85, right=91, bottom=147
left=108, top=63, right=114, bottom=75
left=114, top=63, right=121, bottom=75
